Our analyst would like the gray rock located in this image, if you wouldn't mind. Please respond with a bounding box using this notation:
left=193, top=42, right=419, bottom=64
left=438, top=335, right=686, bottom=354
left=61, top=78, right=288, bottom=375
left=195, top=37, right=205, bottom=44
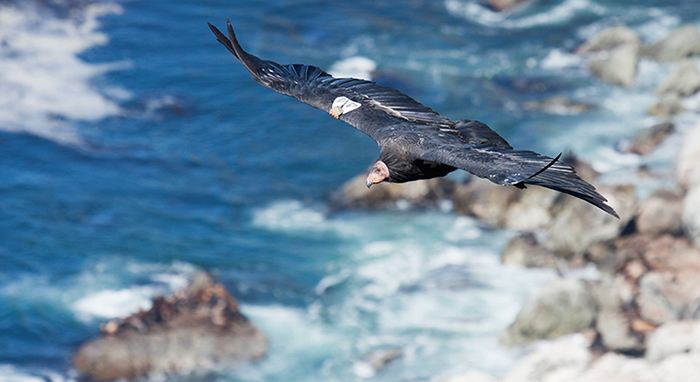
left=638, top=270, right=700, bottom=325
left=545, top=185, right=635, bottom=257
left=644, top=25, right=700, bottom=62
left=627, top=122, right=675, bottom=156
left=502, top=232, right=559, bottom=268
left=575, top=352, right=658, bottom=382
left=683, top=187, right=700, bottom=248
left=73, top=273, right=267, bottom=381
left=452, top=178, right=522, bottom=228
left=654, top=353, right=700, bottom=382
left=656, top=60, right=700, bottom=97
left=646, top=320, right=700, bottom=363
left=647, top=93, right=685, bottom=116
left=635, top=189, right=683, bottom=236
left=592, top=275, right=645, bottom=353
left=578, top=26, right=641, bottom=87
left=500, top=278, right=597, bottom=346
left=675, top=120, right=700, bottom=191
left=441, top=369, right=499, bottom=382
left=502, top=339, right=591, bottom=382
left=330, top=173, right=454, bottom=210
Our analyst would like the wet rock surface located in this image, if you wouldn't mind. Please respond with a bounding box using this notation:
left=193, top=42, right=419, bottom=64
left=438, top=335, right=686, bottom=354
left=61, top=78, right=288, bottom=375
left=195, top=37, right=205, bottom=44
left=73, top=273, right=267, bottom=381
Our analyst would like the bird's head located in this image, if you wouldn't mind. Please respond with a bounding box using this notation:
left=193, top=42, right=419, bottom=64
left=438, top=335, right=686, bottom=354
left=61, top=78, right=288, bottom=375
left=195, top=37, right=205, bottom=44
left=366, top=160, right=390, bottom=188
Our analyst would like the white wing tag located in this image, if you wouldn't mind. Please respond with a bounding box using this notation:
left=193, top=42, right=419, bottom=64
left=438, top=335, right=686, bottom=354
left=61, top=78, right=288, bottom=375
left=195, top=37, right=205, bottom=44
left=329, top=96, right=361, bottom=118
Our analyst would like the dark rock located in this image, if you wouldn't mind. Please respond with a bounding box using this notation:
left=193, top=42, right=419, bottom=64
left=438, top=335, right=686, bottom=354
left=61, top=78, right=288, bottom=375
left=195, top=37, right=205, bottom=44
left=73, top=273, right=267, bottom=381
left=635, top=189, right=683, bottom=236
left=502, top=232, right=559, bottom=268
left=499, top=278, right=598, bottom=346
left=643, top=25, right=700, bottom=62
left=578, top=26, right=641, bottom=87
left=656, top=60, right=700, bottom=97
left=354, top=347, right=403, bottom=377
left=627, top=122, right=675, bottom=156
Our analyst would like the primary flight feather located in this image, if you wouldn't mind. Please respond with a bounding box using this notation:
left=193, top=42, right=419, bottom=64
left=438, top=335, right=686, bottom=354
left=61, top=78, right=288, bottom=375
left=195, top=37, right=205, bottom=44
left=208, top=19, right=619, bottom=218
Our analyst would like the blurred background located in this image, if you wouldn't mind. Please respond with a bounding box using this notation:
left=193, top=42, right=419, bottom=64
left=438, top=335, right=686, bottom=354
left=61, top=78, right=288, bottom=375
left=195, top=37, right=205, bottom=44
left=1, top=0, right=699, bottom=381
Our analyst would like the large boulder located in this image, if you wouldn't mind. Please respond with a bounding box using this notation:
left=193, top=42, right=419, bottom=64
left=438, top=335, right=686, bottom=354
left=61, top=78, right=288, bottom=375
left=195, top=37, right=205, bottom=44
left=626, top=122, right=675, bottom=156
left=675, top=120, right=700, bottom=191
left=683, top=187, right=700, bottom=248
left=592, top=275, right=646, bottom=353
left=73, top=273, right=267, bottom=381
left=646, top=320, right=700, bottom=363
left=655, top=59, right=700, bottom=97
left=502, top=339, right=592, bottom=382
left=635, top=189, right=683, bottom=237
left=502, top=232, right=559, bottom=268
left=577, top=26, right=641, bottom=87
left=545, top=185, right=636, bottom=257
left=500, top=278, right=597, bottom=346
left=643, top=25, right=700, bottom=62
left=330, top=173, right=455, bottom=210
left=637, top=270, right=700, bottom=325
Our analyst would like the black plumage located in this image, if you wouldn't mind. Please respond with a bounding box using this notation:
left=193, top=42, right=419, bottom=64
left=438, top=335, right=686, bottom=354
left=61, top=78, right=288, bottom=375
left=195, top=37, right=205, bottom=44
left=208, top=19, right=619, bottom=218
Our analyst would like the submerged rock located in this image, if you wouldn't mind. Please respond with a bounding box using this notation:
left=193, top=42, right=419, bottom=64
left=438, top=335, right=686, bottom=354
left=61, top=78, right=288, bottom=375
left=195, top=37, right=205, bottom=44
left=647, top=93, right=685, bottom=116
left=522, top=97, right=596, bottom=115
left=487, top=0, right=529, bottom=12
left=643, top=25, right=700, bottom=62
left=73, top=273, right=267, bottom=381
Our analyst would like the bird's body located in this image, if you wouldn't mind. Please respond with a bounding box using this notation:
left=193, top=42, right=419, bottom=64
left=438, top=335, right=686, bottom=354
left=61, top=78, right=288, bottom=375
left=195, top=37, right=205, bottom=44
left=208, top=19, right=619, bottom=218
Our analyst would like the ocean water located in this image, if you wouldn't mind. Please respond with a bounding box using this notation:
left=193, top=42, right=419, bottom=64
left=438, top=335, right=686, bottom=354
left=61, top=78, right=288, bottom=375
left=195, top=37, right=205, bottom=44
left=1, top=0, right=699, bottom=381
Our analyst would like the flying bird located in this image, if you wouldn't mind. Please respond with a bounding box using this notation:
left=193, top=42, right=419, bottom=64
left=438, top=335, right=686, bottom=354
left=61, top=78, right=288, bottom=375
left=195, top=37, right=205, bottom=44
left=208, top=19, right=618, bottom=218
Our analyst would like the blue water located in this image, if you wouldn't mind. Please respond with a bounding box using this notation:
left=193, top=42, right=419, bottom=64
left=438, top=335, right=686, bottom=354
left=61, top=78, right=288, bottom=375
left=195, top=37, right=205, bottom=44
left=1, top=0, right=699, bottom=380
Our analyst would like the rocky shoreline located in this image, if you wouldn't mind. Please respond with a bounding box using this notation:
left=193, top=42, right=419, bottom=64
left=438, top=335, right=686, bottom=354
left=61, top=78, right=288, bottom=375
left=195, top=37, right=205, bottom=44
left=330, top=23, right=700, bottom=382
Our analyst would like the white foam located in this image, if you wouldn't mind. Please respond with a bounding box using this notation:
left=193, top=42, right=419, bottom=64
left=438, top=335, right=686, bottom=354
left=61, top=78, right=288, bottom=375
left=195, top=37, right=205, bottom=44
left=0, top=2, right=126, bottom=144
left=73, top=286, right=156, bottom=320
left=0, top=365, right=71, bottom=382
left=540, top=49, right=584, bottom=69
left=445, top=0, right=606, bottom=29
left=329, top=56, right=377, bottom=80
left=251, top=199, right=327, bottom=232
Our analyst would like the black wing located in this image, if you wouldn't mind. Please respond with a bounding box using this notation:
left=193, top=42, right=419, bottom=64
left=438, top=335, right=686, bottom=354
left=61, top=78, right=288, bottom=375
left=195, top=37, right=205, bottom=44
left=418, top=141, right=619, bottom=218
left=207, top=19, right=455, bottom=143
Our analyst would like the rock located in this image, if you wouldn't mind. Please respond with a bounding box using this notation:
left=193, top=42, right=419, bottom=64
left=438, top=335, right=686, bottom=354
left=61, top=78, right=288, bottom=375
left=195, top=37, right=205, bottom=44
left=635, top=189, right=683, bottom=236
left=522, top=97, right=596, bottom=115
left=683, top=187, right=700, bottom=247
left=638, top=270, right=700, bottom=325
left=502, top=232, right=559, bottom=268
left=500, top=278, right=597, bottom=346
left=592, top=275, right=645, bottom=353
left=502, top=339, right=591, bottom=382
left=441, top=369, right=499, bottom=382
left=675, top=120, right=700, bottom=191
left=545, top=185, right=636, bottom=257
left=654, top=353, right=700, bottom=382
left=488, top=0, right=529, bottom=12
left=646, top=320, right=700, bottom=363
left=626, top=122, right=675, bottom=156
left=73, top=273, right=267, bottom=381
left=656, top=60, right=700, bottom=97
left=330, top=173, right=455, bottom=210
left=578, top=26, right=641, bottom=87
left=575, top=352, right=658, bottom=382
left=643, top=25, right=700, bottom=62
left=452, top=178, right=522, bottom=228
left=647, top=93, right=685, bottom=116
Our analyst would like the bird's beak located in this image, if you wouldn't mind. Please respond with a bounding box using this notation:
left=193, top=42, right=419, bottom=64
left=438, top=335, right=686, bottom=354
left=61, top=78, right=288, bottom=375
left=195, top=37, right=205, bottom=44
left=366, top=178, right=373, bottom=188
